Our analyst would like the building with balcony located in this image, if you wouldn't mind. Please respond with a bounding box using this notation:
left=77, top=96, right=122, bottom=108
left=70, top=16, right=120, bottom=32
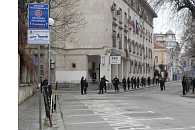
left=53, top=0, right=157, bottom=83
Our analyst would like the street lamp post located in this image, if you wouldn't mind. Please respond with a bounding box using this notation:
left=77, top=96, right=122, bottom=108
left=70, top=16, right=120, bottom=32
left=48, top=18, right=54, bottom=86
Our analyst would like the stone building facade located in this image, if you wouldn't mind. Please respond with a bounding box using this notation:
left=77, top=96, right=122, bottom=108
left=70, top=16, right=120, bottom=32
left=153, top=30, right=181, bottom=81
left=54, top=0, right=157, bottom=83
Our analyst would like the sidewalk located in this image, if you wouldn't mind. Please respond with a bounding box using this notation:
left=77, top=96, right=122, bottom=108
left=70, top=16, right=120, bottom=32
left=18, top=83, right=156, bottom=130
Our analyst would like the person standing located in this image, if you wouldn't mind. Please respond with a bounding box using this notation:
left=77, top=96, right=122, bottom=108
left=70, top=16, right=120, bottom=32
left=133, top=77, right=137, bottom=89
left=112, top=76, right=120, bottom=93
left=80, top=76, right=85, bottom=95
left=162, top=78, right=166, bottom=90
left=122, top=77, right=127, bottom=92
left=156, top=75, right=159, bottom=86
left=127, top=77, right=130, bottom=90
left=99, top=77, right=104, bottom=94
left=141, top=76, right=144, bottom=87
left=136, top=77, right=140, bottom=89
left=84, top=78, right=88, bottom=94
left=147, top=77, right=151, bottom=86
left=182, top=76, right=187, bottom=95
left=131, top=76, right=134, bottom=89
left=192, top=78, right=195, bottom=94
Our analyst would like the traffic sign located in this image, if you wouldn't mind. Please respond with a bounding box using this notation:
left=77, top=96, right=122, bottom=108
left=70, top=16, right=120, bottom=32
left=28, top=3, right=49, bottom=29
left=28, top=30, right=49, bottom=44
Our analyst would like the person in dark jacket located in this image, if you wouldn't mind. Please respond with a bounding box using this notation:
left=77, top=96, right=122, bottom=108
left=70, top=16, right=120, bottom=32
left=112, top=76, right=120, bottom=93
left=133, top=77, right=137, bottom=89
left=136, top=77, right=140, bottom=89
left=148, top=77, right=151, bottom=86
left=182, top=76, right=187, bottom=95
left=131, top=76, right=134, bottom=89
left=84, top=78, right=88, bottom=94
left=122, top=77, right=127, bottom=92
left=127, top=77, right=130, bottom=90
left=141, top=76, right=144, bottom=87
left=159, top=77, right=164, bottom=91
left=80, top=76, right=85, bottom=95
left=192, top=78, right=195, bottom=94
left=103, top=76, right=109, bottom=93
left=99, top=76, right=106, bottom=94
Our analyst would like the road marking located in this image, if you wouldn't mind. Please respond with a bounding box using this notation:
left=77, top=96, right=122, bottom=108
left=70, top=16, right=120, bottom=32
left=62, top=108, right=89, bottom=111
left=69, top=121, right=107, bottom=125
left=156, top=126, right=195, bottom=130
left=114, top=125, right=151, bottom=130
left=66, top=111, right=155, bottom=117
left=134, top=117, right=174, bottom=121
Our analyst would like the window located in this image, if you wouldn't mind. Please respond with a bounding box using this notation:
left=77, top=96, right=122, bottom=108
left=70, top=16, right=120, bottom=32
left=129, top=39, right=131, bottom=53
left=72, top=63, right=76, bottom=68
left=155, top=56, right=158, bottom=64
left=112, top=31, right=117, bottom=47
left=137, top=44, right=139, bottom=56
left=124, top=12, right=128, bottom=26
left=119, top=32, right=122, bottom=49
left=133, top=41, right=135, bottom=54
left=124, top=36, right=127, bottom=50
left=111, top=2, right=117, bottom=19
left=117, top=8, right=122, bottom=23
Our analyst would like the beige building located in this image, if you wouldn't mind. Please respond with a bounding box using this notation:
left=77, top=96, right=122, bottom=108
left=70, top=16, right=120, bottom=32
left=154, top=42, right=169, bottom=67
left=153, top=31, right=181, bottom=80
left=53, top=0, right=157, bottom=83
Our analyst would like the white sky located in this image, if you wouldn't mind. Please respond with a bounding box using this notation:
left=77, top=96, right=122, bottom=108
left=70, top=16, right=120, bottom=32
left=152, top=5, right=185, bottom=42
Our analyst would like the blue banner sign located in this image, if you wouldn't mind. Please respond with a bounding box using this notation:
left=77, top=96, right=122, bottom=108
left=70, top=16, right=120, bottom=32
left=28, top=3, right=49, bottom=29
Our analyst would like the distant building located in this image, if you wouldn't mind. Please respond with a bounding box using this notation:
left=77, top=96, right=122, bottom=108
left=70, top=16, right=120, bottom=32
left=153, top=30, right=181, bottom=81
left=53, top=0, right=157, bottom=83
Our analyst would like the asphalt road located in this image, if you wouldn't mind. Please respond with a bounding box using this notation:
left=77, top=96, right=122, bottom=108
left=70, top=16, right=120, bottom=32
left=54, top=81, right=195, bottom=130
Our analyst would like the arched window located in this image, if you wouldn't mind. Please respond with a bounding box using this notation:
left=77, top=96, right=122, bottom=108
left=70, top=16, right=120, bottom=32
left=132, top=41, right=135, bottom=54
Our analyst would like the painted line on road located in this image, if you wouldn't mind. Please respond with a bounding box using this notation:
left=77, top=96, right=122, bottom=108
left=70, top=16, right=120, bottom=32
left=156, top=126, right=195, bottom=130
left=134, top=117, right=174, bottom=121
left=66, top=111, right=155, bottom=117
left=68, top=121, right=107, bottom=125
left=114, top=125, right=151, bottom=130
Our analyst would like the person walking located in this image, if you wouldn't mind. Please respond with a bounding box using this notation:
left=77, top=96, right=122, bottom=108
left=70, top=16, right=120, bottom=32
left=182, top=76, right=187, bottom=95
left=112, top=76, right=120, bottom=93
left=84, top=78, right=88, bottom=94
left=162, top=78, right=166, bottom=90
left=127, top=77, right=130, bottom=90
left=103, top=75, right=109, bottom=93
left=122, top=77, right=127, bottom=92
left=80, top=76, right=85, bottom=95
left=192, top=78, right=195, bottom=94
left=159, top=77, right=164, bottom=91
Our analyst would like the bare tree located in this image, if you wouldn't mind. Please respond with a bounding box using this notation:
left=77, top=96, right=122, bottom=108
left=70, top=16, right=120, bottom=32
left=49, top=0, right=86, bottom=50
left=149, top=0, right=195, bottom=55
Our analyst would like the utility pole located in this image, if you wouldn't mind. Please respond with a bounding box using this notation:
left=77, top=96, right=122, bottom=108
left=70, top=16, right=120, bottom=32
left=38, top=45, right=42, bottom=130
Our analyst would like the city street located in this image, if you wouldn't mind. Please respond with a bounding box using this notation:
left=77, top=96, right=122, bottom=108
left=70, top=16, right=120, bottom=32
left=19, top=82, right=195, bottom=130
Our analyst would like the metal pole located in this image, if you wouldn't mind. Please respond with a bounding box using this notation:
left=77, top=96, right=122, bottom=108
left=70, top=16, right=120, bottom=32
left=38, top=45, right=42, bottom=130
left=48, top=26, right=51, bottom=86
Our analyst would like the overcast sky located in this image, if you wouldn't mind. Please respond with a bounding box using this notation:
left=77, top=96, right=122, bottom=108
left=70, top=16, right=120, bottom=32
left=153, top=6, right=185, bottom=42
